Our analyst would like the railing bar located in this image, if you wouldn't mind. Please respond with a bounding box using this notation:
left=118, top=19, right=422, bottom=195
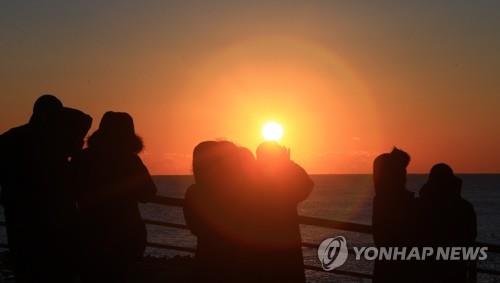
left=141, top=217, right=500, bottom=255
left=301, top=242, right=360, bottom=253
left=144, top=219, right=188, bottom=230
left=146, top=242, right=196, bottom=253
left=477, top=268, right=500, bottom=276
left=298, top=215, right=372, bottom=234
left=302, top=242, right=316, bottom=249
left=148, top=197, right=500, bottom=252
left=149, top=196, right=374, bottom=234
left=1, top=195, right=500, bottom=254
left=303, top=264, right=372, bottom=279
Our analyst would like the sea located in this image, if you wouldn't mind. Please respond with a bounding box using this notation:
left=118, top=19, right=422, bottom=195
left=142, top=174, right=500, bottom=283
left=1, top=174, right=499, bottom=282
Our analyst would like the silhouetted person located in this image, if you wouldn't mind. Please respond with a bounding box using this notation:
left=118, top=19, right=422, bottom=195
left=419, top=163, right=477, bottom=283
left=184, top=141, right=312, bottom=282
left=72, top=111, right=157, bottom=283
left=184, top=141, right=264, bottom=282
left=43, top=107, right=92, bottom=282
left=254, top=141, right=313, bottom=283
left=372, top=148, right=418, bottom=283
left=0, top=95, right=65, bottom=282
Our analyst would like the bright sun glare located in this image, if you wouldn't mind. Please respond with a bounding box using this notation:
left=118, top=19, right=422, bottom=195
left=262, top=122, right=284, bottom=141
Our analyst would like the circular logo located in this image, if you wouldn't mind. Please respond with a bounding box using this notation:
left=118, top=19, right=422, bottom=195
left=317, top=236, right=348, bottom=271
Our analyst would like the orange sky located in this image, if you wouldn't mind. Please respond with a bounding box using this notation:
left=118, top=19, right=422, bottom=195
left=1, top=1, right=499, bottom=174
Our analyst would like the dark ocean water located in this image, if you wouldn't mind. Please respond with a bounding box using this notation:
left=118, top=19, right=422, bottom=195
left=142, top=174, right=500, bottom=283
left=0, top=174, right=498, bottom=282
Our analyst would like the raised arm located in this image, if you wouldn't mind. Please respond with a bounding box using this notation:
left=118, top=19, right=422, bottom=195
left=285, top=161, right=314, bottom=202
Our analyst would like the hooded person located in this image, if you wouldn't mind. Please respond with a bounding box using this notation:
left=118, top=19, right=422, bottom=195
left=372, top=147, right=418, bottom=283
left=184, top=140, right=275, bottom=282
left=419, top=163, right=477, bottom=283
left=72, top=111, right=157, bottom=283
left=0, top=95, right=65, bottom=282
left=39, top=107, right=93, bottom=282
left=253, top=141, right=313, bottom=283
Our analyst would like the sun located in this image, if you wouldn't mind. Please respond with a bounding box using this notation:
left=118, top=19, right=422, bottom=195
left=262, top=121, right=284, bottom=141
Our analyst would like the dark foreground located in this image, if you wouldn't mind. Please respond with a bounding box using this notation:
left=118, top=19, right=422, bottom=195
left=0, top=251, right=195, bottom=283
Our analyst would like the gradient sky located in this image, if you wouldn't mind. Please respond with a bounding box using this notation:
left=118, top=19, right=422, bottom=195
left=1, top=1, right=499, bottom=174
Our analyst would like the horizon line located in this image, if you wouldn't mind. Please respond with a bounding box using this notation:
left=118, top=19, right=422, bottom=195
left=152, top=172, right=500, bottom=176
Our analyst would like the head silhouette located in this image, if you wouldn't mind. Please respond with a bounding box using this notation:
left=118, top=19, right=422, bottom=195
left=256, top=141, right=289, bottom=164
left=29, top=94, right=63, bottom=125
left=422, top=163, right=462, bottom=198
left=373, top=147, right=410, bottom=195
left=235, top=146, right=258, bottom=187
left=192, top=140, right=256, bottom=192
left=192, top=141, right=236, bottom=187
left=88, top=111, right=143, bottom=154
left=429, top=163, right=454, bottom=181
left=54, top=108, right=92, bottom=156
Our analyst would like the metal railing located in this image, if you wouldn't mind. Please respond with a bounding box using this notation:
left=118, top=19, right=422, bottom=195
left=145, top=195, right=500, bottom=278
left=1, top=194, right=500, bottom=279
